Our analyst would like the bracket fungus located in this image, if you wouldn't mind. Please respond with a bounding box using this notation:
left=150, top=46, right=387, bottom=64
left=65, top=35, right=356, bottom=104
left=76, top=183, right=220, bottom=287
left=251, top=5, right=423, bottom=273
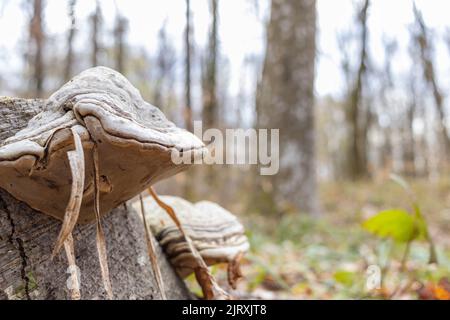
left=135, top=195, right=249, bottom=297
left=0, top=67, right=217, bottom=299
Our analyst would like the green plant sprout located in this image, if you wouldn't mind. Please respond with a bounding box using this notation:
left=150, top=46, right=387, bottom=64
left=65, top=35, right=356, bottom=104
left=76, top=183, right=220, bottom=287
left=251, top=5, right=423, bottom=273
left=362, top=174, right=438, bottom=297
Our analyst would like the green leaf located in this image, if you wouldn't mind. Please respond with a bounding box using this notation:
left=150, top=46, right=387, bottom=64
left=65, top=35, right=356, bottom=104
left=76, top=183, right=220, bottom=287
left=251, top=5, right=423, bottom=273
left=333, top=270, right=355, bottom=286
left=362, top=209, right=418, bottom=243
left=412, top=204, right=429, bottom=240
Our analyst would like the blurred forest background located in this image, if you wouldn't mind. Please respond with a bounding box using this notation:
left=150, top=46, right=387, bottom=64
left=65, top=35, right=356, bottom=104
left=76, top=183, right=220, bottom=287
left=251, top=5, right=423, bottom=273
left=0, top=0, right=449, bottom=299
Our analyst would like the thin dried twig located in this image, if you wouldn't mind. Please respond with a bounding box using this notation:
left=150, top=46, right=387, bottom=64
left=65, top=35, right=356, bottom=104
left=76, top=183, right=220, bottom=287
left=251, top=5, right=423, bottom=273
left=139, top=193, right=167, bottom=300
left=93, top=145, right=113, bottom=300
left=64, top=233, right=81, bottom=300
left=227, top=251, right=244, bottom=290
left=52, top=128, right=85, bottom=257
left=148, top=187, right=228, bottom=300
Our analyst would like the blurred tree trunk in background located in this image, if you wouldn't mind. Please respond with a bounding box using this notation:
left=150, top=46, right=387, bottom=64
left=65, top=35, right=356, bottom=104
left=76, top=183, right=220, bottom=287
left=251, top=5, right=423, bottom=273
left=29, top=0, right=45, bottom=97
left=198, top=0, right=219, bottom=189
left=408, top=35, right=429, bottom=177
left=114, top=14, right=127, bottom=75
left=346, top=0, right=370, bottom=180
left=182, top=0, right=195, bottom=200
left=184, top=0, right=193, bottom=133
left=413, top=5, right=450, bottom=162
left=202, top=0, right=219, bottom=130
left=403, top=71, right=417, bottom=177
left=153, top=25, right=166, bottom=108
left=153, top=23, right=176, bottom=114
left=378, top=38, right=396, bottom=175
left=64, top=0, right=76, bottom=82
left=90, top=0, right=102, bottom=67
left=257, top=0, right=319, bottom=215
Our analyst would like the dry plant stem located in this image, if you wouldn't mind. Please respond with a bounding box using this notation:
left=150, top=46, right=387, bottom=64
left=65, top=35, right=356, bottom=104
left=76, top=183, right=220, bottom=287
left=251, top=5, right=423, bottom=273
left=400, top=241, right=411, bottom=272
left=64, top=233, right=81, bottom=300
left=428, top=238, right=438, bottom=264
left=397, top=274, right=416, bottom=298
left=139, top=193, right=167, bottom=300
left=380, top=240, right=393, bottom=291
left=148, top=187, right=229, bottom=300
left=194, top=268, right=219, bottom=300
left=52, top=128, right=85, bottom=257
left=227, top=251, right=244, bottom=289
left=389, top=241, right=412, bottom=299
left=93, top=145, right=114, bottom=300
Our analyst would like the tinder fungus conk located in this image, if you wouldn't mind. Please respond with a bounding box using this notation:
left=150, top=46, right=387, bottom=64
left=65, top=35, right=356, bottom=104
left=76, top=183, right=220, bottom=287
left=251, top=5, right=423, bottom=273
left=0, top=66, right=206, bottom=224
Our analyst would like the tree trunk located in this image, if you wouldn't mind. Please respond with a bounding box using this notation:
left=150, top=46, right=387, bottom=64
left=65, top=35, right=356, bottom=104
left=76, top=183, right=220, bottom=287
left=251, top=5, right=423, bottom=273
left=153, top=23, right=176, bottom=115
left=346, top=0, right=370, bottom=180
left=64, top=0, right=76, bottom=82
left=90, top=1, right=101, bottom=67
left=413, top=5, right=450, bottom=163
left=378, top=38, right=396, bottom=175
left=257, top=0, right=319, bottom=215
left=184, top=0, right=193, bottom=133
left=202, top=0, right=219, bottom=130
left=29, top=0, right=45, bottom=97
left=403, top=79, right=416, bottom=177
left=114, top=15, right=127, bottom=74
left=0, top=98, right=192, bottom=300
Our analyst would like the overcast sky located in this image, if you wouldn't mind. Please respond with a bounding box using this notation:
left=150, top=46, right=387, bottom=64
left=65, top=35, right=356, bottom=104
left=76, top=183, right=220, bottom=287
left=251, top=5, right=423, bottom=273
left=0, top=0, right=449, bottom=99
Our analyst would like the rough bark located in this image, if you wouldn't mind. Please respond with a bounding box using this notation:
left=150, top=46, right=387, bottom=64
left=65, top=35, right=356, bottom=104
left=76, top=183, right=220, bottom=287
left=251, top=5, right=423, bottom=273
left=0, top=98, right=43, bottom=142
left=0, top=189, right=192, bottom=300
left=257, top=0, right=319, bottom=215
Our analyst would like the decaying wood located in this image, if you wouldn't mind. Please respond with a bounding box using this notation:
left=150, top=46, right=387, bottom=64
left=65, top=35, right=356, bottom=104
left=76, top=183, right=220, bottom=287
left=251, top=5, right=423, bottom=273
left=139, top=193, right=167, bottom=300
left=0, top=98, right=44, bottom=142
left=0, top=188, right=192, bottom=300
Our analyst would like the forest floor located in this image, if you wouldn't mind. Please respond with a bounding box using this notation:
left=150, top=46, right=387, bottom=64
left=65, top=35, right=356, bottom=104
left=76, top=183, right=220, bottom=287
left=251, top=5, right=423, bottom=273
left=186, top=178, right=450, bottom=299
